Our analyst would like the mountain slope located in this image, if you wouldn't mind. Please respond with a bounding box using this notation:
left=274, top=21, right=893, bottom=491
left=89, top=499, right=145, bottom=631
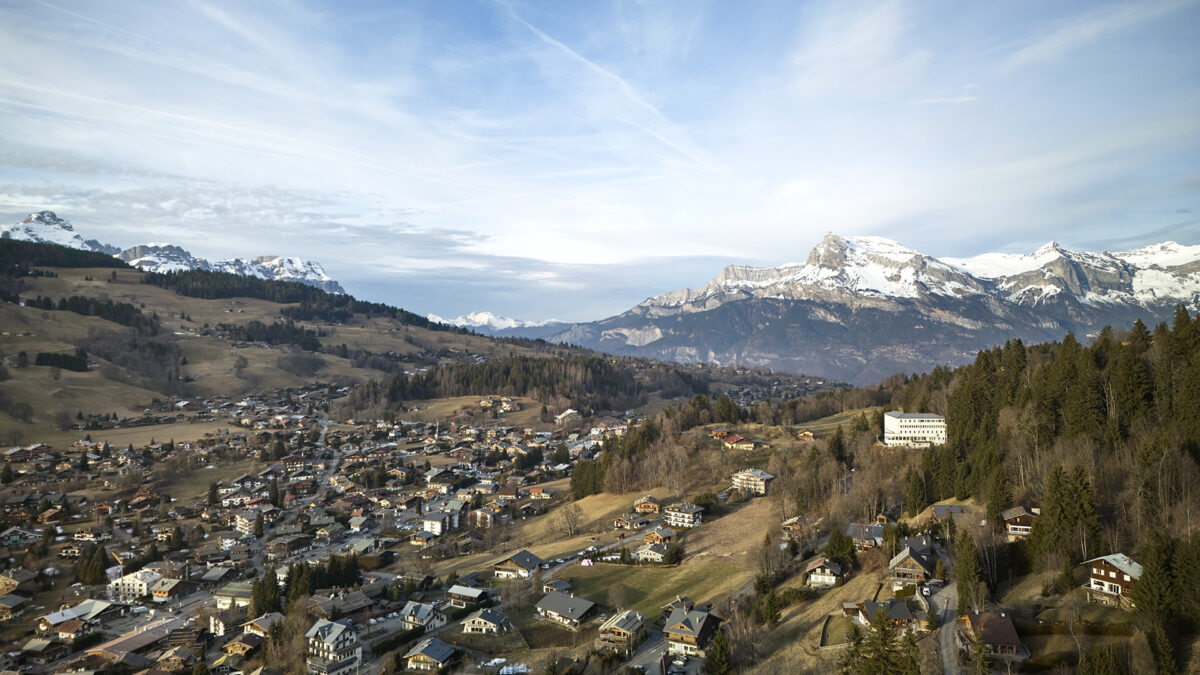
left=5, top=211, right=344, bottom=293
left=527, top=234, right=1200, bottom=384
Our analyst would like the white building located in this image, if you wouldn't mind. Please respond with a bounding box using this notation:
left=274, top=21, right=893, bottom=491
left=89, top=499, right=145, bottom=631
left=305, top=618, right=361, bottom=675
left=882, top=412, right=946, bottom=447
left=731, top=469, right=775, bottom=496
left=107, top=569, right=162, bottom=602
left=664, top=503, right=703, bottom=529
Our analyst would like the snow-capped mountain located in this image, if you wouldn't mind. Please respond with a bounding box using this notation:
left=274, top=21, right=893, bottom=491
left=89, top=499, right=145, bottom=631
left=526, top=234, right=1200, bottom=384
left=427, top=311, right=564, bottom=336
left=5, top=211, right=344, bottom=293
left=1, top=211, right=119, bottom=255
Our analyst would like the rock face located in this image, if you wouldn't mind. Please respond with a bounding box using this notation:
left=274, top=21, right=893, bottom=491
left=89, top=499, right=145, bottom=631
left=522, top=234, right=1200, bottom=384
left=5, top=211, right=345, bottom=293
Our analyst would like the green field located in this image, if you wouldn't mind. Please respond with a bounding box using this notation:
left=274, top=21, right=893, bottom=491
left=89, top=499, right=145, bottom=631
left=561, top=561, right=744, bottom=619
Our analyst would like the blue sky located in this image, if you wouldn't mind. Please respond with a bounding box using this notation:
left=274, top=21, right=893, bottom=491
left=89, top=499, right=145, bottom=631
left=1, top=0, right=1198, bottom=321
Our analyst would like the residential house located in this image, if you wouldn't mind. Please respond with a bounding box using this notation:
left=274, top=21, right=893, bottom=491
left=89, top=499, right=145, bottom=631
left=721, top=434, right=754, bottom=451
left=847, top=523, right=884, bottom=550
left=493, top=550, right=542, bottom=579
left=0, top=593, right=28, bottom=621
left=243, top=612, right=285, bottom=637
left=535, top=591, right=596, bottom=630
left=597, top=609, right=646, bottom=656
left=889, top=545, right=937, bottom=588
left=843, top=600, right=917, bottom=631
left=108, top=569, right=162, bottom=602
left=403, top=637, right=456, bottom=672
left=447, top=585, right=487, bottom=609
left=150, top=578, right=196, bottom=603
left=633, top=495, right=661, bottom=514
left=304, top=619, right=361, bottom=675
left=223, top=632, right=264, bottom=657
left=805, top=558, right=845, bottom=587
left=962, top=610, right=1024, bottom=658
left=664, top=503, right=703, bottom=529
left=731, top=468, right=775, bottom=496
left=461, top=608, right=509, bottom=635
left=398, top=601, right=446, bottom=633
left=215, top=581, right=255, bottom=610
left=663, top=605, right=721, bottom=657
left=1002, top=506, right=1039, bottom=541
left=644, top=526, right=676, bottom=546
left=929, top=505, right=964, bottom=524
left=634, top=542, right=669, bottom=563
left=1083, top=553, right=1142, bottom=610
left=612, top=513, right=648, bottom=530
left=543, top=579, right=572, bottom=594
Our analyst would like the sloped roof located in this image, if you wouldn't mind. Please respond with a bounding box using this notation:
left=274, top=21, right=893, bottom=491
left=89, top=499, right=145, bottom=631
left=496, top=549, right=542, bottom=571
left=304, top=618, right=351, bottom=643
left=404, top=637, right=455, bottom=664
left=536, top=591, right=595, bottom=621
left=1083, top=553, right=1143, bottom=580
left=664, top=606, right=716, bottom=638
left=600, top=609, right=645, bottom=634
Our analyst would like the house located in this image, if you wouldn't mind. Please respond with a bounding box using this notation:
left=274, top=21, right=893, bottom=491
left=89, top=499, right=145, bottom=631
left=644, top=526, right=676, bottom=545
left=243, top=612, right=285, bottom=637
left=889, top=546, right=937, bottom=588
left=930, top=504, right=964, bottom=524
left=804, top=557, right=845, bottom=587
left=731, top=468, right=775, bottom=495
left=305, top=619, right=361, bottom=675
left=461, top=608, right=509, bottom=635
left=962, top=610, right=1024, bottom=658
left=223, top=632, right=264, bottom=656
left=150, top=577, right=196, bottom=603
left=633, top=495, right=661, bottom=514
left=1002, top=506, right=1039, bottom=541
left=0, top=593, right=28, bottom=621
left=56, top=618, right=91, bottom=642
left=267, top=534, right=313, bottom=559
left=664, top=502, right=703, bottom=529
left=215, top=581, right=255, bottom=610
left=209, top=607, right=248, bottom=638
left=613, top=513, right=648, bottom=530
left=542, top=579, right=572, bottom=594
left=493, top=549, right=542, bottom=579
left=597, top=609, right=646, bottom=656
left=664, top=605, right=721, bottom=657
left=108, top=569, right=162, bottom=602
left=158, top=644, right=196, bottom=671
left=447, top=585, right=487, bottom=609
left=0, top=568, right=36, bottom=595
left=721, top=434, right=754, bottom=451
left=795, top=429, right=815, bottom=442
left=634, top=542, right=669, bottom=563
left=847, top=523, right=884, bottom=549
left=37, top=598, right=127, bottom=633
left=398, top=601, right=446, bottom=633
left=403, top=637, right=456, bottom=672
left=535, top=591, right=596, bottom=630
left=843, top=600, right=917, bottom=631
left=882, top=412, right=946, bottom=447
left=1083, top=553, right=1142, bottom=610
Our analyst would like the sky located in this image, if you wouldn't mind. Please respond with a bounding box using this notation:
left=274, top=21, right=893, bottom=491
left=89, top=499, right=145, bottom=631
left=1, top=0, right=1198, bottom=322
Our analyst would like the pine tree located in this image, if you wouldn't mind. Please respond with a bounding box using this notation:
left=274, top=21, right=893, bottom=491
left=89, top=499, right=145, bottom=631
left=1078, top=646, right=1128, bottom=675
left=897, top=631, right=920, bottom=675
left=1133, top=533, right=1178, bottom=624
left=703, top=629, right=734, bottom=675
left=1, top=463, right=11, bottom=485
left=254, top=512, right=264, bottom=538
left=208, top=482, right=218, bottom=505
left=904, top=467, right=926, bottom=517
left=956, top=534, right=984, bottom=614
left=826, top=530, right=856, bottom=570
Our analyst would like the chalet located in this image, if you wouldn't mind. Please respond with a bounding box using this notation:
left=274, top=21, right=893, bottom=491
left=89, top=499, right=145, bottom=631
left=403, top=637, right=456, bottom=672
left=1083, top=553, right=1142, bottom=610
left=597, top=609, right=646, bottom=656
left=664, top=605, right=721, bottom=657
left=305, top=618, right=361, bottom=675
left=0, top=593, right=28, bottom=621
left=847, top=523, right=884, bottom=549
left=613, top=513, right=649, bottom=530
left=150, top=578, right=196, bottom=603
left=222, top=632, right=263, bottom=656
left=267, top=534, right=312, bottom=559
left=889, top=545, right=937, bottom=588
left=644, top=526, right=676, bottom=545
left=242, top=612, right=285, bottom=637
left=843, top=600, right=916, bottom=631
left=634, top=542, right=669, bottom=563
left=1002, top=506, right=1039, bottom=541
left=56, top=618, right=91, bottom=642
left=664, top=502, right=703, bottom=529
left=963, top=610, right=1024, bottom=658
left=804, top=557, right=845, bottom=587
left=781, top=515, right=813, bottom=541
left=461, top=608, right=509, bottom=635
left=535, top=591, right=596, bottom=630
left=543, top=579, right=572, bottom=594
left=398, top=601, right=446, bottom=632
left=0, top=568, right=36, bottom=595
left=731, top=468, right=775, bottom=496
left=215, top=581, right=255, bottom=610
left=930, top=504, right=964, bottom=524
left=493, top=549, right=542, bottom=579
left=633, top=495, right=662, bottom=514
left=795, top=429, right=815, bottom=442
left=447, top=584, right=487, bottom=609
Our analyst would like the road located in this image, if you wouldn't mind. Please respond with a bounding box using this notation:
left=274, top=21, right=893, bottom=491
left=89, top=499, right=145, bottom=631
left=930, top=546, right=963, bottom=675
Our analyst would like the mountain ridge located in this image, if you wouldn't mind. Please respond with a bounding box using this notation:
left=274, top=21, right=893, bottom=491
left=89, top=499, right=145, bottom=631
left=2, top=211, right=345, bottom=293
left=515, top=233, right=1200, bottom=384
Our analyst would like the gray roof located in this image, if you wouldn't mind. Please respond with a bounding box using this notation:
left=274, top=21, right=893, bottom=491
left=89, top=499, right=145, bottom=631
left=600, top=609, right=645, bottom=634
left=404, top=637, right=455, bottom=664
left=465, top=607, right=508, bottom=627
left=884, top=411, right=943, bottom=419
left=1084, top=553, right=1143, bottom=580
left=400, top=601, right=441, bottom=625
left=305, top=618, right=352, bottom=643
left=734, top=468, right=775, bottom=481
left=536, top=591, right=595, bottom=621
left=497, top=549, right=542, bottom=572
left=664, top=606, right=715, bottom=639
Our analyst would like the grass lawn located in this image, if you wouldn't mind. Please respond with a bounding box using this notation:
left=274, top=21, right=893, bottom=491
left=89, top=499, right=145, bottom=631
left=159, top=457, right=266, bottom=503
left=799, top=407, right=883, bottom=436
left=508, top=606, right=597, bottom=651
left=820, top=615, right=854, bottom=646
left=562, top=561, right=744, bottom=619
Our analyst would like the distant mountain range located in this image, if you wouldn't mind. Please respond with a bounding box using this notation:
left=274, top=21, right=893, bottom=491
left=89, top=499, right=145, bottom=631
left=500, top=234, right=1200, bottom=384
left=2, top=211, right=345, bottom=293
left=425, top=311, right=566, bottom=336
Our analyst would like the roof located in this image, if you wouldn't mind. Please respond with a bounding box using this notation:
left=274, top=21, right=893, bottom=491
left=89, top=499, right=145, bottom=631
left=889, top=547, right=936, bottom=574
left=536, top=591, right=595, bottom=621
left=734, top=468, right=775, bottom=481
left=305, top=618, right=352, bottom=643
left=496, top=549, right=542, bottom=571
left=847, top=523, right=884, bottom=542
left=804, top=557, right=844, bottom=576
left=448, top=584, right=485, bottom=599
left=600, top=609, right=645, bottom=634
left=404, top=637, right=455, bottom=664
left=664, top=606, right=716, bottom=639
left=465, top=607, right=508, bottom=627
left=400, top=601, right=441, bottom=624
left=884, top=411, right=943, bottom=420
left=1083, top=553, right=1143, bottom=580
left=967, top=610, right=1021, bottom=647
left=1001, top=506, right=1033, bottom=521
left=0, top=593, right=28, bottom=608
